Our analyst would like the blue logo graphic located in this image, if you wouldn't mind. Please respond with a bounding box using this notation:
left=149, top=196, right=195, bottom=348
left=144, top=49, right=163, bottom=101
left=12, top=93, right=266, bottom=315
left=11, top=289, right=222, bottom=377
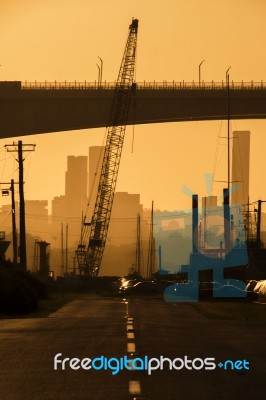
left=53, top=353, right=250, bottom=374
left=217, top=359, right=250, bottom=370
left=154, top=173, right=248, bottom=302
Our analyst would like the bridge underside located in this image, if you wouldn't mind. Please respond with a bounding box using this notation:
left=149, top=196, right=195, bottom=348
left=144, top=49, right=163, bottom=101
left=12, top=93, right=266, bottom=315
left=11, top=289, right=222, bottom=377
left=0, top=86, right=266, bottom=138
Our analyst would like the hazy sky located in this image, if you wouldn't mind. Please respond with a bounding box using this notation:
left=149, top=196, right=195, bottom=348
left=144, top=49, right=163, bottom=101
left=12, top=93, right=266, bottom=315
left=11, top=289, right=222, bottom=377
left=1, top=0, right=266, bottom=215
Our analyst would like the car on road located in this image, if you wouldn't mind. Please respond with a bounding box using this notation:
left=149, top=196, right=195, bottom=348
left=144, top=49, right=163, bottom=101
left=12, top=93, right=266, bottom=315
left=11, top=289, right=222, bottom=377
left=199, top=281, right=258, bottom=301
left=117, top=279, right=140, bottom=294
left=164, top=280, right=258, bottom=302
left=119, top=280, right=160, bottom=295
left=215, top=283, right=259, bottom=301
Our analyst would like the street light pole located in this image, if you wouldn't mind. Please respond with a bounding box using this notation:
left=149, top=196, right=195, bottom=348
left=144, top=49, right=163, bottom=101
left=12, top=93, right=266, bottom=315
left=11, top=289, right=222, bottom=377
left=96, top=64, right=100, bottom=88
left=98, top=57, right=103, bottom=86
left=226, top=66, right=231, bottom=82
left=199, top=60, right=205, bottom=87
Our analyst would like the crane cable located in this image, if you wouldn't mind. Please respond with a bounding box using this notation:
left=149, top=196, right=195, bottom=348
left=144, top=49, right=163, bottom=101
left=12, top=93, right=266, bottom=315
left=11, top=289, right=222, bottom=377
left=131, top=39, right=138, bottom=154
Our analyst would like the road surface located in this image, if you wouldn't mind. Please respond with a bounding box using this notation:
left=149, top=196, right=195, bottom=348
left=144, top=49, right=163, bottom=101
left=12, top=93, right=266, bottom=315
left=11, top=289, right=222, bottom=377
left=0, top=295, right=265, bottom=399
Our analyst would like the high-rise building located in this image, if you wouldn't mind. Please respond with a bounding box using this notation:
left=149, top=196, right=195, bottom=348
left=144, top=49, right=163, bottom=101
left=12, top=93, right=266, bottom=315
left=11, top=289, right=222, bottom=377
left=87, top=146, right=105, bottom=218
left=231, top=131, right=250, bottom=243
left=51, top=155, right=88, bottom=249
left=65, top=155, right=88, bottom=220
left=202, top=196, right=218, bottom=209
left=100, top=192, right=144, bottom=276
left=51, top=195, right=66, bottom=219
left=231, top=131, right=250, bottom=207
left=25, top=200, right=49, bottom=234
left=200, top=196, right=219, bottom=251
left=109, top=192, right=143, bottom=246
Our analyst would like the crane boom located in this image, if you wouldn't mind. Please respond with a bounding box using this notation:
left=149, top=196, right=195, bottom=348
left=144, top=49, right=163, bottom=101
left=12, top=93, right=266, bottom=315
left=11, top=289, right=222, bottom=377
left=76, top=18, right=139, bottom=276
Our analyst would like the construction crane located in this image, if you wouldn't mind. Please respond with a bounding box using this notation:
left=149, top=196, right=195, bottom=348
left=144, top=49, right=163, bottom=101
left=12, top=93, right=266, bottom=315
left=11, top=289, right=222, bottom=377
left=76, top=18, right=139, bottom=276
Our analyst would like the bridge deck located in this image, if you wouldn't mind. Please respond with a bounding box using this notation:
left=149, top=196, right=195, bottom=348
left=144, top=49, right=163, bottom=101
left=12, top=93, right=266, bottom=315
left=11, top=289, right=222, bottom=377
left=0, top=81, right=266, bottom=137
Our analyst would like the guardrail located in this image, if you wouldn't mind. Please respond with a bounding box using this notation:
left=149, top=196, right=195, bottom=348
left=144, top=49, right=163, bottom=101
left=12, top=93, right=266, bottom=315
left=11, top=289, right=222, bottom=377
left=21, top=80, right=266, bottom=91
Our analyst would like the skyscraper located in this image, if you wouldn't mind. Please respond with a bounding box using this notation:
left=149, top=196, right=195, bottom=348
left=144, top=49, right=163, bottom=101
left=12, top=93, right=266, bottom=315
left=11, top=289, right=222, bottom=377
left=100, top=191, right=144, bottom=276
left=62, top=155, right=88, bottom=249
left=231, top=131, right=250, bottom=242
left=87, top=146, right=105, bottom=219
left=231, top=130, right=250, bottom=207
left=108, top=192, right=143, bottom=247
left=65, top=155, right=88, bottom=220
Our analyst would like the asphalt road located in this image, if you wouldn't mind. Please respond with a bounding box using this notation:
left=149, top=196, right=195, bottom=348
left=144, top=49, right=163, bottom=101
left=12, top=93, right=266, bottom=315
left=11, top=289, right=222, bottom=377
left=0, top=295, right=265, bottom=400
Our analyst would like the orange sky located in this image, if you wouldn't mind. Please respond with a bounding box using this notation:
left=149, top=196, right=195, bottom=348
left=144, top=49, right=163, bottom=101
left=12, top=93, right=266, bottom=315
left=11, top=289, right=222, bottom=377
left=0, top=0, right=266, bottom=215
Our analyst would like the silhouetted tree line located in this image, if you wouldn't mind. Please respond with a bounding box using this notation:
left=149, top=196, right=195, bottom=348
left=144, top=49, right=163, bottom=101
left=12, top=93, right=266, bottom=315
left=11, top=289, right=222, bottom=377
left=0, top=257, right=47, bottom=315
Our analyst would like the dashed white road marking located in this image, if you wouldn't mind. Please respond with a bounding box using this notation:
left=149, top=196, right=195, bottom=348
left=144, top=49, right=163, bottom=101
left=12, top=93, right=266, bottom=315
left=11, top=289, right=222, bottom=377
left=127, top=332, right=135, bottom=339
left=127, top=324, right=134, bottom=331
left=127, top=342, right=136, bottom=353
left=129, top=380, right=141, bottom=395
left=126, top=312, right=141, bottom=396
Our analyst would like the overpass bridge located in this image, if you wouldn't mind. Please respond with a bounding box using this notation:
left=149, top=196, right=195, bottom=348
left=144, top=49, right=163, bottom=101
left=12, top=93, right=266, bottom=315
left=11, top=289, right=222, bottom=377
left=0, top=80, right=266, bottom=138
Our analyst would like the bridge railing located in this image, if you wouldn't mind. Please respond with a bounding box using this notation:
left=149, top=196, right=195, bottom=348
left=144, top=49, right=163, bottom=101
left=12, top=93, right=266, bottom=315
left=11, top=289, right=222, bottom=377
left=21, top=80, right=266, bottom=91
left=22, top=80, right=112, bottom=90
left=137, top=80, right=266, bottom=90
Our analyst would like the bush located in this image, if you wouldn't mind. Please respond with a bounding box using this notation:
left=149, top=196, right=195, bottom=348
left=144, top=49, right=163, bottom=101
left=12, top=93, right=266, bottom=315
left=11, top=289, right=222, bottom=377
left=0, top=266, right=47, bottom=315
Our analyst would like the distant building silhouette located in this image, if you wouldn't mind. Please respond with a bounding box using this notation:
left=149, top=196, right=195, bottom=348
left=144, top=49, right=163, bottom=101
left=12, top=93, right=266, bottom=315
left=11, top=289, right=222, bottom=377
left=65, top=155, right=88, bottom=220
left=25, top=200, right=49, bottom=233
left=231, top=131, right=250, bottom=207
left=0, top=148, right=147, bottom=277
left=0, top=203, right=18, bottom=230
left=108, top=192, right=143, bottom=246
left=202, top=196, right=217, bottom=209
left=101, top=192, right=144, bottom=276
left=52, top=195, right=67, bottom=219
left=231, top=131, right=250, bottom=241
left=88, top=146, right=105, bottom=219
left=51, top=155, right=88, bottom=250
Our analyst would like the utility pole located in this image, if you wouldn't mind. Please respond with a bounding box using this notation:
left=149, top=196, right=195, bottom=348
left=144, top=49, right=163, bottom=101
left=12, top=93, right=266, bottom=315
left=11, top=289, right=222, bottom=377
left=10, top=179, right=18, bottom=264
left=223, top=188, right=230, bottom=258
left=147, top=201, right=154, bottom=279
left=5, top=141, right=36, bottom=270
left=158, top=245, right=162, bottom=272
left=1, top=179, right=19, bottom=264
left=192, top=194, right=199, bottom=254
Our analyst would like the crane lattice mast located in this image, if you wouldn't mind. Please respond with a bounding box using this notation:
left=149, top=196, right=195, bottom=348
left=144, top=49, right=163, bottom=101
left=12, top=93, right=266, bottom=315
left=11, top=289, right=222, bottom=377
left=76, top=18, right=139, bottom=276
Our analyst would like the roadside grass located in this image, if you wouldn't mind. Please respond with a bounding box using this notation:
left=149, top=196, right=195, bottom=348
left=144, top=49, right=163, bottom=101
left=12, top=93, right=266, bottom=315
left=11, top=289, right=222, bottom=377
left=191, top=298, right=266, bottom=321
left=0, top=292, right=88, bottom=319
left=32, top=292, right=90, bottom=317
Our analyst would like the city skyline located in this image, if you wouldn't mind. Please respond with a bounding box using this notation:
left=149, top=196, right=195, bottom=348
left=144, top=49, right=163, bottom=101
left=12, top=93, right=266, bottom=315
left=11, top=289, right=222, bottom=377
left=0, top=122, right=265, bottom=214
left=1, top=1, right=266, bottom=218
left=0, top=145, right=149, bottom=276
left=0, top=4, right=265, bottom=399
